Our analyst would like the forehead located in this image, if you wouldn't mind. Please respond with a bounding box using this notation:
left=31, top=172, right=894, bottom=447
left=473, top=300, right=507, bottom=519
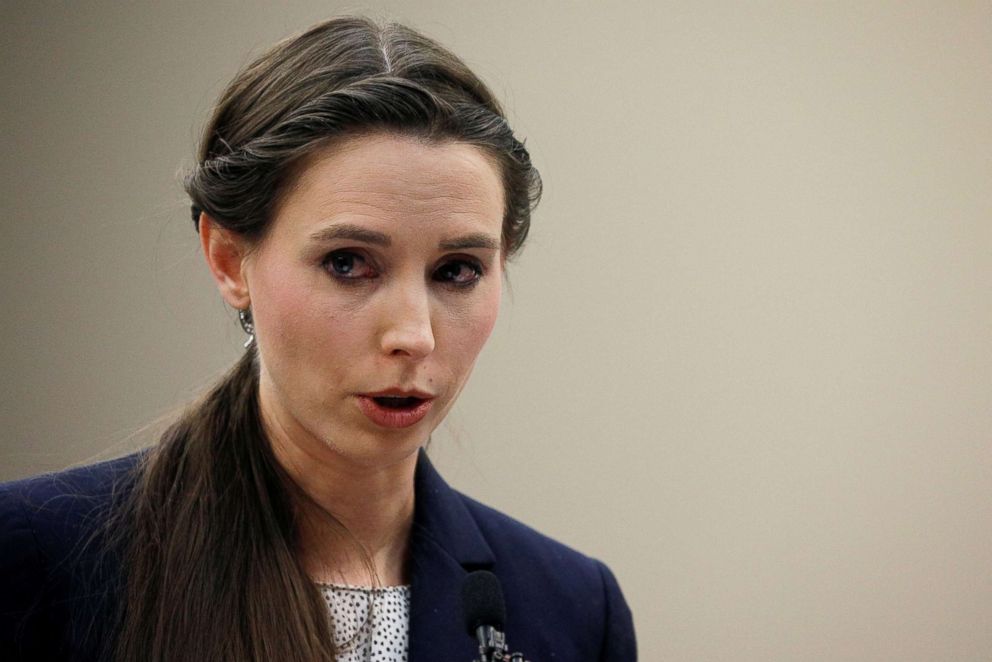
left=270, top=132, right=505, bottom=237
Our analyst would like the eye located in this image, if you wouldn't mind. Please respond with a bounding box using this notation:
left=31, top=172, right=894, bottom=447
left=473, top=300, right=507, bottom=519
left=323, top=250, right=377, bottom=280
left=433, top=258, right=484, bottom=287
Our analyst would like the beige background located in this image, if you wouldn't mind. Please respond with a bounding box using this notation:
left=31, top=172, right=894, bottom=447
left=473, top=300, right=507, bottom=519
left=2, top=1, right=990, bottom=659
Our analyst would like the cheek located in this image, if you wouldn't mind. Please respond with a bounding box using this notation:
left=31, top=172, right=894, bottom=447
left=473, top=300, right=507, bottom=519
left=250, top=257, right=356, bottom=371
left=477, top=287, right=501, bottom=342
left=252, top=261, right=311, bottom=344
left=450, top=284, right=502, bottom=363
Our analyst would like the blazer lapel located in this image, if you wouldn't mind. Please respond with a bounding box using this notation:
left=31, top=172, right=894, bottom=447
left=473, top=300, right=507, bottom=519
left=408, top=450, right=495, bottom=662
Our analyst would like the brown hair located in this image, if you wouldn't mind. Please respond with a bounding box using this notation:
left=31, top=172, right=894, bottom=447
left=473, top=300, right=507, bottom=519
left=112, top=15, right=541, bottom=662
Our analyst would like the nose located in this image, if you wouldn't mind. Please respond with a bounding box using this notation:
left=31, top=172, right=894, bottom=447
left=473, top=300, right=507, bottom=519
left=378, top=281, right=436, bottom=360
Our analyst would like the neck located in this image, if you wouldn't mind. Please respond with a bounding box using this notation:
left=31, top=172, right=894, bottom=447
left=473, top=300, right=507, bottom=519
left=261, top=402, right=419, bottom=587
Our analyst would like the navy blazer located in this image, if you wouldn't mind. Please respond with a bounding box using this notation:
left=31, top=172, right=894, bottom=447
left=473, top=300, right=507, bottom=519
left=1, top=451, right=636, bottom=660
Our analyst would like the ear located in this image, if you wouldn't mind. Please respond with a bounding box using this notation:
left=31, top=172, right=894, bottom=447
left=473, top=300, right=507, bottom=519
left=199, top=213, right=252, bottom=310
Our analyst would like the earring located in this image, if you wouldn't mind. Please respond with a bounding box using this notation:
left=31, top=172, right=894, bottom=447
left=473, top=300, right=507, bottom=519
left=238, top=308, right=255, bottom=349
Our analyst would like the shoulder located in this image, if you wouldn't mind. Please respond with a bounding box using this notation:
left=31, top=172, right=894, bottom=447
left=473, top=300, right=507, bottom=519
left=457, top=490, right=604, bottom=579
left=453, top=491, right=637, bottom=660
left=1, top=452, right=143, bottom=500
left=0, top=452, right=142, bottom=589
left=0, top=453, right=142, bottom=552
left=0, top=453, right=143, bottom=660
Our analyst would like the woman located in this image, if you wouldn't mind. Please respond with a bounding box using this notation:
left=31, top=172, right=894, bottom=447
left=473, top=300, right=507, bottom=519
left=0, top=16, right=635, bottom=662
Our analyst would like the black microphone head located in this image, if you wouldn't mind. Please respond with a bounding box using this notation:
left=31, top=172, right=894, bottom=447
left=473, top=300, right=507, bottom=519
left=461, top=570, right=506, bottom=635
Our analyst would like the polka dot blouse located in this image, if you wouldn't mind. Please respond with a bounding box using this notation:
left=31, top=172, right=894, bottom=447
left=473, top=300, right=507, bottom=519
left=317, top=583, right=411, bottom=662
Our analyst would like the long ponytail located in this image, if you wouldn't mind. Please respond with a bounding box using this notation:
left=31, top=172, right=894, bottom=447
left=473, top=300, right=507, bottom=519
left=114, top=349, right=337, bottom=661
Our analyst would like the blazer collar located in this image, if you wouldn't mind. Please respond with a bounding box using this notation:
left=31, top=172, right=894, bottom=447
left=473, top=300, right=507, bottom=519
left=407, top=448, right=494, bottom=660
left=411, top=449, right=494, bottom=567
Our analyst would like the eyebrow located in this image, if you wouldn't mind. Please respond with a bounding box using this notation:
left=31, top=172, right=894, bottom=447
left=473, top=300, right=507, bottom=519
left=309, top=224, right=391, bottom=246
left=439, top=233, right=500, bottom=251
left=309, top=224, right=500, bottom=251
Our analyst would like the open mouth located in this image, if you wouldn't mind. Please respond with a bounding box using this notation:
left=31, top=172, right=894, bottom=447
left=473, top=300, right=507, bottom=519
left=372, top=395, right=424, bottom=409
left=357, top=394, right=434, bottom=428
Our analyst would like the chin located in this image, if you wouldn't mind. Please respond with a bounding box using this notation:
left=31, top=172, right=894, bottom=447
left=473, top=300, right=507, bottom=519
left=322, top=431, right=426, bottom=469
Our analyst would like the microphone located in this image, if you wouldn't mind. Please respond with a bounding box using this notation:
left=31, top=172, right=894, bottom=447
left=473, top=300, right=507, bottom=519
left=461, top=571, right=531, bottom=662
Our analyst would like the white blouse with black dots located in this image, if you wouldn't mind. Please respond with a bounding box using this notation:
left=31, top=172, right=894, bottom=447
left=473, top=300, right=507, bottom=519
left=317, top=583, right=411, bottom=662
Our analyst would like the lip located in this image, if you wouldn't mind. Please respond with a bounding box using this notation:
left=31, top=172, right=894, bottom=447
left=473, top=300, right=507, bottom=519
left=355, top=391, right=435, bottom=429
left=362, top=388, right=435, bottom=399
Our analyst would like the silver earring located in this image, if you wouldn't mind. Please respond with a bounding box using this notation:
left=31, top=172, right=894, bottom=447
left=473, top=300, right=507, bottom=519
left=238, top=308, right=255, bottom=348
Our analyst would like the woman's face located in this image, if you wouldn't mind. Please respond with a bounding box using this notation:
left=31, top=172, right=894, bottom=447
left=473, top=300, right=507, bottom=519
left=242, top=133, right=505, bottom=469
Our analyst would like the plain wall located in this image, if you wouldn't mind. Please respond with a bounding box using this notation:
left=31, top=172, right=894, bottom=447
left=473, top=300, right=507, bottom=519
left=2, top=1, right=990, bottom=659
